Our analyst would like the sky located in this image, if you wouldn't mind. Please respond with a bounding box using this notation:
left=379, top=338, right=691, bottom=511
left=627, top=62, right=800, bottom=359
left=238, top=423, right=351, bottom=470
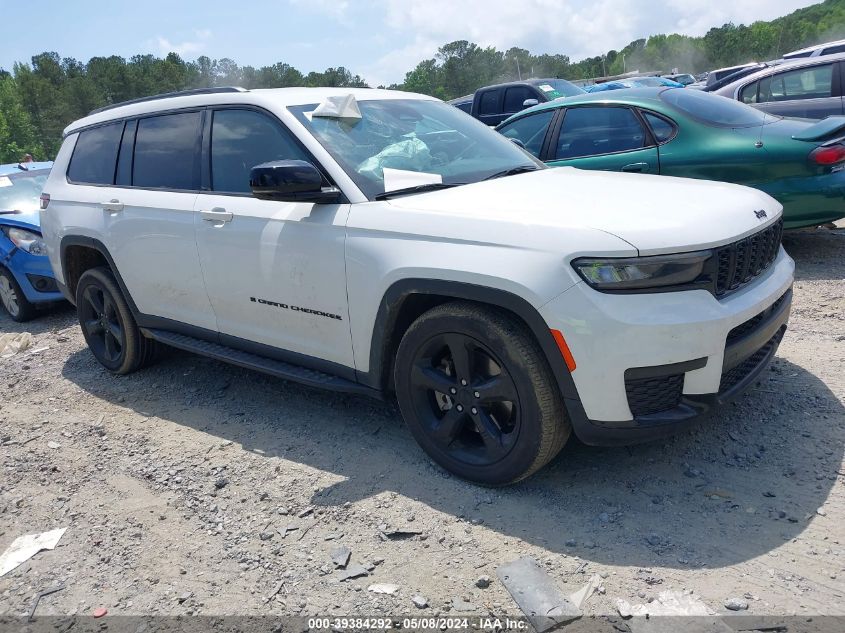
left=0, top=0, right=822, bottom=87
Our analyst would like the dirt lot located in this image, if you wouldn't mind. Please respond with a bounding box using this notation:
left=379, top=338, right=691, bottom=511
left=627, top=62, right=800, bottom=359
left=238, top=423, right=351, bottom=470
left=0, top=227, right=843, bottom=625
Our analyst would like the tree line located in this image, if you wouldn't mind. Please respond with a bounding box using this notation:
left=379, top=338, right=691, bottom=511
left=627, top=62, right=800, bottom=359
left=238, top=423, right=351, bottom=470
left=2, top=0, right=845, bottom=162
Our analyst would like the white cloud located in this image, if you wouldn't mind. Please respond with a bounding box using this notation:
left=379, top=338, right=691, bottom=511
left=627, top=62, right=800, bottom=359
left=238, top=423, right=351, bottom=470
left=155, top=29, right=212, bottom=57
left=368, top=0, right=819, bottom=82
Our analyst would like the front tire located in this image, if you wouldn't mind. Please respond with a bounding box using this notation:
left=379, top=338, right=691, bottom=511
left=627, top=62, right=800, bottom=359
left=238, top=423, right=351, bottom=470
left=394, top=301, right=570, bottom=485
left=75, top=267, right=157, bottom=374
left=0, top=267, right=36, bottom=322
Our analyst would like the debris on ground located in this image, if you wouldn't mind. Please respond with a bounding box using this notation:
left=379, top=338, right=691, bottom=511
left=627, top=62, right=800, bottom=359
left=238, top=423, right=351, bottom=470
left=475, top=575, right=492, bottom=589
left=27, top=585, right=65, bottom=621
left=569, top=573, right=604, bottom=609
left=378, top=525, right=423, bottom=540
left=367, top=583, right=399, bottom=595
left=411, top=595, right=429, bottom=609
left=330, top=545, right=351, bottom=568
left=724, top=597, right=749, bottom=611
left=0, top=527, right=67, bottom=577
left=0, top=332, right=32, bottom=358
left=92, top=607, right=108, bottom=618
left=497, top=557, right=581, bottom=632
left=337, top=563, right=369, bottom=582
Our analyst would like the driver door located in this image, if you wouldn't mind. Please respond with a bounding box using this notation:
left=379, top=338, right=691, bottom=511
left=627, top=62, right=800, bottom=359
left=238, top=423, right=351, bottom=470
left=194, top=107, right=354, bottom=368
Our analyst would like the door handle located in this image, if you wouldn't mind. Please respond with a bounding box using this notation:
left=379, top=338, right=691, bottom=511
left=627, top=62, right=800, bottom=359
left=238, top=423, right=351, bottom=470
left=101, top=199, right=124, bottom=212
left=201, top=207, right=233, bottom=223
left=621, top=162, right=650, bottom=173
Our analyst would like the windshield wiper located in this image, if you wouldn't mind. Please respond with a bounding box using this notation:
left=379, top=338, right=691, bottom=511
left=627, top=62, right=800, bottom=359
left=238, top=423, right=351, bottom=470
left=375, top=182, right=461, bottom=200
left=482, top=165, right=540, bottom=181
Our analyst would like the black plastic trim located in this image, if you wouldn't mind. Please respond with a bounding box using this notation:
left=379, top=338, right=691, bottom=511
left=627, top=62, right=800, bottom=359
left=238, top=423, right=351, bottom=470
left=361, top=278, right=586, bottom=422
left=624, top=357, right=707, bottom=380
left=723, top=288, right=792, bottom=370
left=143, top=329, right=376, bottom=398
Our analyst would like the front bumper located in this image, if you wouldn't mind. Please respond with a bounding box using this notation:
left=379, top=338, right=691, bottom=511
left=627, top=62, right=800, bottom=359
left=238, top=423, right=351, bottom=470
left=540, top=247, right=794, bottom=445
left=3, top=249, right=64, bottom=304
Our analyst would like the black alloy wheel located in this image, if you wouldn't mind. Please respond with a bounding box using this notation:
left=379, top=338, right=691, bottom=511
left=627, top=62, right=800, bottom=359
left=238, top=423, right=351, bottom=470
left=395, top=301, right=570, bottom=485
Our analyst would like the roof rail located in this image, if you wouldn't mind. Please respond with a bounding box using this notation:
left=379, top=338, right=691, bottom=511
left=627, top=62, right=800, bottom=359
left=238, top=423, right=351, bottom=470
left=88, top=87, right=248, bottom=116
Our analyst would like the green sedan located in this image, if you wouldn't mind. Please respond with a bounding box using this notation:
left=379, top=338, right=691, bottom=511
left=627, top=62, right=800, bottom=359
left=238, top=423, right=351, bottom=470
left=496, top=87, right=845, bottom=229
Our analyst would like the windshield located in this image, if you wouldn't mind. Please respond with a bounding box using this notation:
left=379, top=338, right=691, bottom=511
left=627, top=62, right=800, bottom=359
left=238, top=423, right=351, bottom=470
left=0, top=169, right=50, bottom=213
left=533, top=79, right=584, bottom=99
left=660, top=88, right=777, bottom=127
left=290, top=99, right=542, bottom=200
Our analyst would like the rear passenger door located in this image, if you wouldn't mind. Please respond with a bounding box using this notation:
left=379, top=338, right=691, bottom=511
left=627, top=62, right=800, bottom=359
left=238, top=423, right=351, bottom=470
left=193, top=107, right=354, bottom=369
left=546, top=106, right=659, bottom=173
left=741, top=62, right=843, bottom=119
left=66, top=112, right=217, bottom=331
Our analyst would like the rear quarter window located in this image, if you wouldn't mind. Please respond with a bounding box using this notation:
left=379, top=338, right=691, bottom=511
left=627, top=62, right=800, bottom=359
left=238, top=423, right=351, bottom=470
left=67, top=121, right=124, bottom=185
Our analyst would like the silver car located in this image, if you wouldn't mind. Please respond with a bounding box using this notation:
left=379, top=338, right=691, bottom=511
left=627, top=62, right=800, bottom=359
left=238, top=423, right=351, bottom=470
left=713, top=53, right=845, bottom=119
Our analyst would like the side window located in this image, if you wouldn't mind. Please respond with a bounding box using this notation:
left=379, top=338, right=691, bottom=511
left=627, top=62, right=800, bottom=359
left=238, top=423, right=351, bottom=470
left=497, top=110, right=555, bottom=158
left=641, top=112, right=676, bottom=143
left=67, top=121, right=123, bottom=185
left=503, top=86, right=537, bottom=113
left=740, top=82, right=759, bottom=104
left=478, top=90, right=500, bottom=116
left=759, top=64, right=834, bottom=103
left=555, top=107, right=646, bottom=159
left=211, top=109, right=311, bottom=194
left=133, top=111, right=201, bottom=190
left=821, top=44, right=845, bottom=55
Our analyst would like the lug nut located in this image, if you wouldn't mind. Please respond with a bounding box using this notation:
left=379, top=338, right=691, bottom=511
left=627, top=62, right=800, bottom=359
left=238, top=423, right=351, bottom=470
left=461, top=379, right=468, bottom=386
left=473, top=391, right=480, bottom=398
left=456, top=404, right=464, bottom=412
left=471, top=407, right=478, bottom=415
left=450, top=387, right=457, bottom=394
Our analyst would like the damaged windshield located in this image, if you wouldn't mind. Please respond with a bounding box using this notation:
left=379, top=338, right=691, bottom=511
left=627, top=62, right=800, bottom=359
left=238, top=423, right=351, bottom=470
left=289, top=99, right=542, bottom=200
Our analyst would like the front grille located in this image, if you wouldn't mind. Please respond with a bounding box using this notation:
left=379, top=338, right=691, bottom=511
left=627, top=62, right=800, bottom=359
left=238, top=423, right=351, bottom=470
left=714, top=219, right=783, bottom=297
left=625, top=374, right=684, bottom=417
left=726, top=291, right=789, bottom=346
left=719, top=330, right=781, bottom=393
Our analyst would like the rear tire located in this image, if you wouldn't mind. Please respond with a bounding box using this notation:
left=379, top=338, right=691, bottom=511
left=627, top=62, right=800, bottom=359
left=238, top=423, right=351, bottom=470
left=394, top=301, right=570, bottom=485
left=0, top=267, right=36, bottom=322
left=75, top=267, right=158, bottom=374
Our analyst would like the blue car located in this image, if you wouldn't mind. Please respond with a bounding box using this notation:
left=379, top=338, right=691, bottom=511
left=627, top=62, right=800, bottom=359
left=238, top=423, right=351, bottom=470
left=0, top=161, right=64, bottom=321
left=584, top=77, right=684, bottom=93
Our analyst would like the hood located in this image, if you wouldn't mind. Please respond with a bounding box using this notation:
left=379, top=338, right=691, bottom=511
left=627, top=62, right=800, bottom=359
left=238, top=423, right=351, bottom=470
left=387, top=168, right=782, bottom=256
left=0, top=210, right=41, bottom=232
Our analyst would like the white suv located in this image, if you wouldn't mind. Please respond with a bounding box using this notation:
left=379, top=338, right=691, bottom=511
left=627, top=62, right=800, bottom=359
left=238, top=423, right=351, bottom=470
left=41, top=87, right=794, bottom=485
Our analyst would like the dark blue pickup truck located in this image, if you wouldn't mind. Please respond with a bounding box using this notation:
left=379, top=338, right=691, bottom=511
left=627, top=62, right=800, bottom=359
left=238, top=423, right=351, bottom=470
left=449, top=78, right=584, bottom=126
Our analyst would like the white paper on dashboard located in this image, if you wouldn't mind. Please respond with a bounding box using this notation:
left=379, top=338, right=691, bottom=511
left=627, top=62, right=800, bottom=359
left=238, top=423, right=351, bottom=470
left=383, top=168, right=442, bottom=192
left=0, top=177, right=12, bottom=188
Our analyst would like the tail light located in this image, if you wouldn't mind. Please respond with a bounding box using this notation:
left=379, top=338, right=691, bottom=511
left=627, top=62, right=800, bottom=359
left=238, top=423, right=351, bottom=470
left=39, top=193, right=50, bottom=209
left=809, top=144, right=845, bottom=165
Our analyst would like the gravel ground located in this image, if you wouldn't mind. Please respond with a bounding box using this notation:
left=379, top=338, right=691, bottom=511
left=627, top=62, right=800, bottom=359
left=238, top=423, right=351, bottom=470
left=0, top=226, right=843, bottom=623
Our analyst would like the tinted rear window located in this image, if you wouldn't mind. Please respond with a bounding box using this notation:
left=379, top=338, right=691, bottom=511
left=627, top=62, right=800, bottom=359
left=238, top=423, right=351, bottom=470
left=661, top=88, right=775, bottom=127
left=68, top=122, right=123, bottom=185
left=503, top=86, right=536, bottom=113
left=133, top=112, right=201, bottom=190
left=478, top=90, right=500, bottom=116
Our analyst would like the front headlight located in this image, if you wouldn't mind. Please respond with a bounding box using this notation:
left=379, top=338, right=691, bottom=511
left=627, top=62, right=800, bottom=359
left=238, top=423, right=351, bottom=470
left=3, top=227, right=48, bottom=256
left=572, top=251, right=712, bottom=292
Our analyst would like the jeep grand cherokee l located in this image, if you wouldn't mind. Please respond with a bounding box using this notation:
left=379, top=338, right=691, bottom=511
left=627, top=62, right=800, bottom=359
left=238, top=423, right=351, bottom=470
left=40, top=87, right=794, bottom=485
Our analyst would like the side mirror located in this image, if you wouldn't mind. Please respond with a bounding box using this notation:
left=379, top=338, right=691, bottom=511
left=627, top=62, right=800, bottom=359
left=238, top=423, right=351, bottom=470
left=522, top=98, right=540, bottom=108
left=249, top=160, right=341, bottom=203
left=508, top=138, right=526, bottom=149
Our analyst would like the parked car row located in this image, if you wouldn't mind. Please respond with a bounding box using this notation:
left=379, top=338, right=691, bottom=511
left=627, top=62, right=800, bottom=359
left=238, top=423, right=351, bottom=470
left=20, top=86, right=794, bottom=485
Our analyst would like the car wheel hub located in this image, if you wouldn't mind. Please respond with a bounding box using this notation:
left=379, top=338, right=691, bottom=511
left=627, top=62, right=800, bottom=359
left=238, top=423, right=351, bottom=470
left=410, top=333, right=521, bottom=467
left=0, top=277, right=20, bottom=316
